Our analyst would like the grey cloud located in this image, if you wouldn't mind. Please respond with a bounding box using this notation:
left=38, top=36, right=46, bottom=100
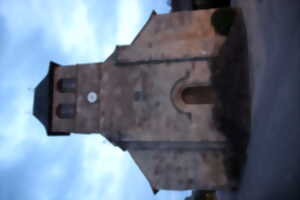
left=0, top=0, right=189, bottom=199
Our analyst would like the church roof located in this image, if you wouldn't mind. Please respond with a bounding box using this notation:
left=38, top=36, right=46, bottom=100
left=33, top=61, right=70, bottom=136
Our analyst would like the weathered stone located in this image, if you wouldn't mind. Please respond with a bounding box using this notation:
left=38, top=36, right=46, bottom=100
left=33, top=8, right=245, bottom=191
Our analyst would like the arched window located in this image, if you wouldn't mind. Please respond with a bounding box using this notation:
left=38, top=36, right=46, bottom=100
left=181, top=85, right=216, bottom=104
left=57, top=78, right=76, bottom=93
left=56, top=104, right=76, bottom=119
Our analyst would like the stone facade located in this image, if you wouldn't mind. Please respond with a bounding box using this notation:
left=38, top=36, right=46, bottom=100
left=33, top=9, right=238, bottom=191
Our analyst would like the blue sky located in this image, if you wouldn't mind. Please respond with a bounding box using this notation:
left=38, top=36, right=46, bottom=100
left=0, top=0, right=191, bottom=199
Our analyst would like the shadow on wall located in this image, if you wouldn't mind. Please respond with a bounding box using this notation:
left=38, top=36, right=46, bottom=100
left=185, top=190, right=217, bottom=200
left=210, top=8, right=251, bottom=186
left=168, top=0, right=231, bottom=12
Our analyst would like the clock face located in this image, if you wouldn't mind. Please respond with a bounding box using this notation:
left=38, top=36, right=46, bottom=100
left=87, top=91, right=98, bottom=103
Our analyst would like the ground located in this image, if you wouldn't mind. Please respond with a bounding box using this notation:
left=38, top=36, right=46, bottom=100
left=218, top=1, right=300, bottom=199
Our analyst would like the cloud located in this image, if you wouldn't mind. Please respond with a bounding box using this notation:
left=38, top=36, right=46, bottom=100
left=116, top=0, right=142, bottom=45
left=0, top=0, right=114, bottom=63
left=0, top=0, right=189, bottom=199
left=0, top=90, right=32, bottom=165
left=0, top=1, right=129, bottom=199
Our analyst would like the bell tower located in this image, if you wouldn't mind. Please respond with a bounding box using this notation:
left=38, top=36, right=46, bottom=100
left=34, top=61, right=102, bottom=135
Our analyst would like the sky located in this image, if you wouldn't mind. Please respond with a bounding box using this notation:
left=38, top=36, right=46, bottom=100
left=0, top=0, right=191, bottom=200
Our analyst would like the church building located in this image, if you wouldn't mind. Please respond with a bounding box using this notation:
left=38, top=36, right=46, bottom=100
left=33, top=8, right=243, bottom=192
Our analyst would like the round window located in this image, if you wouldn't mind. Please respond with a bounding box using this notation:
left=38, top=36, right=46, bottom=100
left=87, top=92, right=98, bottom=103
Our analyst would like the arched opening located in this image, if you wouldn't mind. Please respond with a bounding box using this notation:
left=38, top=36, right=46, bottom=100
left=57, top=78, right=77, bottom=93
left=181, top=85, right=216, bottom=104
left=56, top=104, right=76, bottom=119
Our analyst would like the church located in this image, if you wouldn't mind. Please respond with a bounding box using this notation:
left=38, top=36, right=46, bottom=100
left=33, top=8, right=249, bottom=192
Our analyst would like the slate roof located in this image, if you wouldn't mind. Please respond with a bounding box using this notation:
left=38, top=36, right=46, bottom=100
left=33, top=61, right=70, bottom=136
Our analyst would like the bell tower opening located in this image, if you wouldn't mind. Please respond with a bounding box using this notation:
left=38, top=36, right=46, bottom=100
left=57, top=78, right=77, bottom=93
left=56, top=104, right=76, bottom=119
